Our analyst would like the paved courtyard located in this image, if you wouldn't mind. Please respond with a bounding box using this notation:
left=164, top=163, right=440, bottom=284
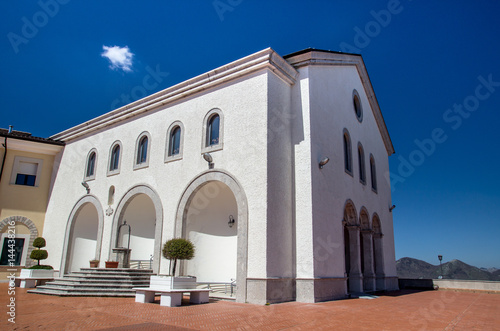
left=1, top=283, right=498, bottom=330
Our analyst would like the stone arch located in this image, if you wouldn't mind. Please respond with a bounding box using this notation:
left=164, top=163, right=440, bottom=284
left=61, top=195, right=104, bottom=274
left=175, top=169, right=248, bottom=303
left=343, top=199, right=358, bottom=226
left=359, top=207, right=370, bottom=230
left=0, top=216, right=38, bottom=267
left=110, top=184, right=163, bottom=273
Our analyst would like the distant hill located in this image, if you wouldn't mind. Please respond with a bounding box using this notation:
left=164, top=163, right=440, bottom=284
left=396, top=257, right=500, bottom=281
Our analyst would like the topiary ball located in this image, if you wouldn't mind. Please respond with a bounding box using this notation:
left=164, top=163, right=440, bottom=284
left=162, top=238, right=195, bottom=261
left=33, top=237, right=46, bottom=249
left=30, top=249, right=48, bottom=261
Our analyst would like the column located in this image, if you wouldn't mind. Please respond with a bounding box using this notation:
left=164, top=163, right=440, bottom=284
left=373, top=233, right=385, bottom=291
left=347, top=225, right=363, bottom=293
left=361, top=230, right=375, bottom=292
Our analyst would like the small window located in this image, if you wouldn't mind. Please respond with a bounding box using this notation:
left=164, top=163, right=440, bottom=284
left=353, top=89, right=363, bottom=122
left=84, top=150, right=97, bottom=180
left=170, top=127, right=181, bottom=155
left=358, top=143, right=366, bottom=184
left=208, top=114, right=220, bottom=146
left=137, top=137, right=148, bottom=164
left=107, top=142, right=122, bottom=176
left=343, top=130, right=352, bottom=175
left=134, top=132, right=151, bottom=170
left=110, top=145, right=120, bottom=171
left=87, top=153, right=96, bottom=177
left=0, top=238, right=25, bottom=265
left=10, top=157, right=43, bottom=187
left=0, top=233, right=30, bottom=266
left=165, top=122, right=184, bottom=163
left=370, top=155, right=377, bottom=192
left=202, top=109, right=224, bottom=153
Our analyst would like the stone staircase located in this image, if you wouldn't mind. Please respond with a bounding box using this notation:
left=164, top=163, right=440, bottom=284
left=28, top=268, right=154, bottom=297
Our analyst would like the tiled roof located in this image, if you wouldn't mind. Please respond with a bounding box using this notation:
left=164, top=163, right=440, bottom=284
left=0, top=128, right=65, bottom=146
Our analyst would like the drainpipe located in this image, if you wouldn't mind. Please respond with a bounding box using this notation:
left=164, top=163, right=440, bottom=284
left=0, top=126, right=11, bottom=183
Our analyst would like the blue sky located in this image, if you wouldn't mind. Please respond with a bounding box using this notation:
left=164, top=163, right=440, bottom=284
left=1, top=1, right=499, bottom=268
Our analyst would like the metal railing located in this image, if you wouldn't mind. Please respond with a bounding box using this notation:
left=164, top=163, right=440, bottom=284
left=197, top=279, right=236, bottom=297
left=129, top=259, right=152, bottom=270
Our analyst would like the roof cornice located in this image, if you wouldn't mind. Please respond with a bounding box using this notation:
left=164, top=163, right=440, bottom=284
left=2, top=137, right=64, bottom=155
left=51, top=48, right=298, bottom=142
left=285, top=50, right=395, bottom=155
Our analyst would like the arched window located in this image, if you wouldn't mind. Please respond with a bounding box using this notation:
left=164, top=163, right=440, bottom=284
left=208, top=114, right=220, bottom=146
left=353, top=89, right=363, bottom=122
left=169, top=126, right=181, bottom=156
left=165, top=121, right=185, bottom=163
left=107, top=141, right=122, bottom=176
left=134, top=132, right=151, bottom=170
left=358, top=143, right=366, bottom=184
left=137, top=136, right=148, bottom=164
left=84, top=149, right=97, bottom=180
left=343, top=130, right=352, bottom=175
left=110, top=145, right=120, bottom=171
left=370, top=155, right=377, bottom=192
left=202, top=109, right=224, bottom=153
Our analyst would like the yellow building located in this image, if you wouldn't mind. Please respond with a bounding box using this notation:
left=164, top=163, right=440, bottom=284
left=0, top=127, right=64, bottom=279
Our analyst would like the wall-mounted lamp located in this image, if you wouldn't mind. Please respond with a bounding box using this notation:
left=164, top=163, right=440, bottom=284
left=228, top=215, right=235, bottom=228
left=203, top=153, right=214, bottom=168
left=319, top=157, right=330, bottom=169
left=389, top=205, right=396, bottom=212
left=81, top=181, right=90, bottom=194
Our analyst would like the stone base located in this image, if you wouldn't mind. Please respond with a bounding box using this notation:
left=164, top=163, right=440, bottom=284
left=296, top=277, right=347, bottom=303
left=363, top=274, right=376, bottom=292
left=150, top=275, right=197, bottom=290
left=20, top=269, right=54, bottom=278
left=384, top=276, right=399, bottom=291
left=246, top=278, right=295, bottom=304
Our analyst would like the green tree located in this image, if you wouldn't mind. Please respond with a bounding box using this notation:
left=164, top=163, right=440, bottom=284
left=162, top=238, right=195, bottom=276
left=30, top=237, right=48, bottom=266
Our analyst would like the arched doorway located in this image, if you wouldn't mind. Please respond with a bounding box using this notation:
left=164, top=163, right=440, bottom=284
left=343, top=200, right=362, bottom=294
left=119, top=194, right=156, bottom=264
left=62, top=196, right=104, bottom=274
left=184, top=181, right=237, bottom=282
left=175, top=170, right=248, bottom=303
left=372, top=214, right=385, bottom=290
left=360, top=208, right=375, bottom=292
left=110, top=185, right=163, bottom=273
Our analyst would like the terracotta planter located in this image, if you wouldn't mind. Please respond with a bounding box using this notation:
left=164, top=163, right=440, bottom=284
left=89, top=261, right=99, bottom=268
left=105, top=261, right=119, bottom=268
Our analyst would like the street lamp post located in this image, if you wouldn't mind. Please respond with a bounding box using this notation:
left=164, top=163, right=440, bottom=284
left=438, top=255, right=443, bottom=279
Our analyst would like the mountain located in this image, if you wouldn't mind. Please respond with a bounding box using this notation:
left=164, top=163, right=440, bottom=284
left=396, top=257, right=500, bottom=281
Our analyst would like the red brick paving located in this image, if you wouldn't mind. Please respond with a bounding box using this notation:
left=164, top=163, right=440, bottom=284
left=1, top=284, right=499, bottom=330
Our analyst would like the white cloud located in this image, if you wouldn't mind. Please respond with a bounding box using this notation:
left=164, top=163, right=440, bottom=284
left=101, top=45, right=134, bottom=72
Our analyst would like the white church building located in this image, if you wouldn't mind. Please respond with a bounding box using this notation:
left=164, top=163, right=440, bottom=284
left=43, top=48, right=398, bottom=304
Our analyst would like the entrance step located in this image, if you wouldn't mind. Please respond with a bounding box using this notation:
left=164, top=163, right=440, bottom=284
left=28, top=268, right=154, bottom=297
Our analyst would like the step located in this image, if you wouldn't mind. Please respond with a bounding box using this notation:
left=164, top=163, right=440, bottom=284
left=28, top=289, right=135, bottom=297
left=28, top=268, right=154, bottom=297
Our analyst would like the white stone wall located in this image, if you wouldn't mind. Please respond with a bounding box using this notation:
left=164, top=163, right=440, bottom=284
left=44, top=70, right=272, bottom=279
left=42, top=48, right=398, bottom=303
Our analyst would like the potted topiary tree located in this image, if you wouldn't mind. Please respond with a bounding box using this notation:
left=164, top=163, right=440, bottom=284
left=20, top=237, right=54, bottom=278
left=150, top=238, right=197, bottom=289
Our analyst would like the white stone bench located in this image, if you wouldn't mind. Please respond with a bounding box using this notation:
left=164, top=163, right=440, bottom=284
left=15, top=277, right=54, bottom=288
left=133, top=287, right=211, bottom=307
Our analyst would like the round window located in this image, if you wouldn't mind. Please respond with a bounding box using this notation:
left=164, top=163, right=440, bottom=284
left=353, top=90, right=363, bottom=122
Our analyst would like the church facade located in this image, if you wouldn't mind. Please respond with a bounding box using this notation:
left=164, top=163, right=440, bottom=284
left=43, top=48, right=398, bottom=304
